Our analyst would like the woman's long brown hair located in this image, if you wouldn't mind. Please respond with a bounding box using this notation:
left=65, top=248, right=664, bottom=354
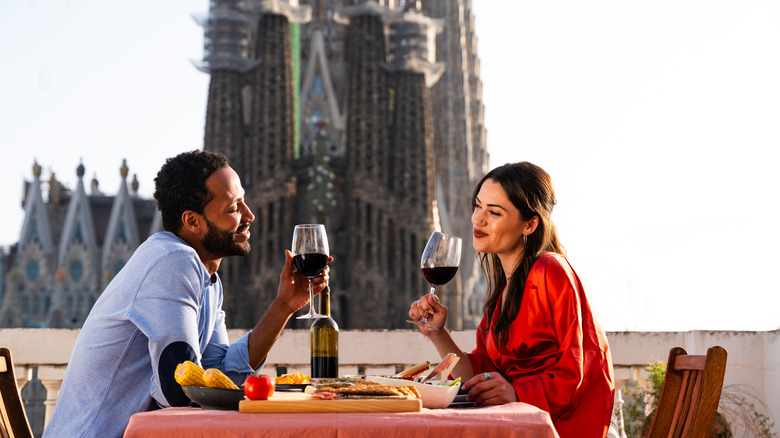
left=472, top=162, right=564, bottom=346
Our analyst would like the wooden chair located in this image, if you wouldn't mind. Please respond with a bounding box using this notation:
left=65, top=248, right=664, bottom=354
left=0, top=348, right=33, bottom=438
left=647, top=346, right=728, bottom=438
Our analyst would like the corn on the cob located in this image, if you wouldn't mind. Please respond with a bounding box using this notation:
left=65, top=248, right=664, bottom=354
left=203, top=368, right=239, bottom=390
left=175, top=361, right=207, bottom=387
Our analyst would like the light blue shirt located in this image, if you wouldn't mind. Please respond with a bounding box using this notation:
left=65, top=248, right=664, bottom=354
left=43, top=232, right=260, bottom=438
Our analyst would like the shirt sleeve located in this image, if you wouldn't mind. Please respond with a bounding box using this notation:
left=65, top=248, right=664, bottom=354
left=510, top=255, right=586, bottom=421
left=467, top=316, right=500, bottom=374
left=201, top=309, right=262, bottom=383
left=466, top=255, right=589, bottom=421
left=126, top=250, right=258, bottom=407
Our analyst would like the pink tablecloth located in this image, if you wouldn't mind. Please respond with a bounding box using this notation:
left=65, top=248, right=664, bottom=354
left=123, top=403, right=559, bottom=438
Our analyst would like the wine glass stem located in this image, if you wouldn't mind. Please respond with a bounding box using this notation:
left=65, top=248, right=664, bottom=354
left=307, top=278, right=315, bottom=313
left=420, top=285, right=437, bottom=324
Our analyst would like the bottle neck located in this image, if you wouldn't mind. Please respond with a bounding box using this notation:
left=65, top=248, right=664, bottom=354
left=319, top=287, right=331, bottom=317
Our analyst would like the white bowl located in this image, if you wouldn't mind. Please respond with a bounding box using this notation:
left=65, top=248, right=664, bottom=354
left=366, top=376, right=460, bottom=409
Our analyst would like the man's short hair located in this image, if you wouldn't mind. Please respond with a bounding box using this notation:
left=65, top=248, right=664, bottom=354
left=154, top=150, right=229, bottom=233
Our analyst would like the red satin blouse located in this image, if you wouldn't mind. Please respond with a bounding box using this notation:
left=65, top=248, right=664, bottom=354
left=467, top=252, right=615, bottom=438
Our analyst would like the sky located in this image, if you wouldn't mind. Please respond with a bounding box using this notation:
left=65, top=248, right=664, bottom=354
left=1, top=0, right=779, bottom=332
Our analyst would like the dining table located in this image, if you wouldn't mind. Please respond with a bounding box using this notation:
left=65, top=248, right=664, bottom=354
left=123, top=402, right=560, bottom=438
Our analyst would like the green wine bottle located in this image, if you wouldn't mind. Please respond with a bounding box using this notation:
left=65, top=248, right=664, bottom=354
left=311, top=286, right=339, bottom=378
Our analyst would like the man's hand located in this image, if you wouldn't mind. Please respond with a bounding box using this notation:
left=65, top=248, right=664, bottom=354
left=276, top=250, right=330, bottom=315
left=247, top=250, right=331, bottom=368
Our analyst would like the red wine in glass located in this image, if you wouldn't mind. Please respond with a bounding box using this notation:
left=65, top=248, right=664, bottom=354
left=422, top=267, right=458, bottom=287
left=293, top=253, right=329, bottom=277
left=292, top=224, right=329, bottom=319
left=408, top=231, right=462, bottom=329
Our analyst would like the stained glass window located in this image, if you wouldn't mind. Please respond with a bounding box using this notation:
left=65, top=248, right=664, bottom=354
left=26, top=260, right=39, bottom=281
left=70, top=260, right=84, bottom=283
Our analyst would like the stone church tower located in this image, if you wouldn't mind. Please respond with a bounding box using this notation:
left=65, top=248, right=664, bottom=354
left=198, top=0, right=487, bottom=329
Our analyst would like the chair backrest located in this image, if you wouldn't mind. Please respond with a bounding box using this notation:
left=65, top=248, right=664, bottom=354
left=647, top=345, right=728, bottom=438
left=0, top=348, right=33, bottom=438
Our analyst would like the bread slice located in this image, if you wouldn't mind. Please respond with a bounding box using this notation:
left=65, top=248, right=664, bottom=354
left=313, top=381, right=421, bottom=400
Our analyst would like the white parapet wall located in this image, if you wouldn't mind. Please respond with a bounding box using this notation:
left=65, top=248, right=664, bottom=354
left=1, top=328, right=778, bottom=434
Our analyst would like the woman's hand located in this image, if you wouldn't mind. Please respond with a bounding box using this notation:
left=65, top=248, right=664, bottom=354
left=461, top=372, right=518, bottom=406
left=276, top=250, right=331, bottom=314
left=408, top=294, right=448, bottom=334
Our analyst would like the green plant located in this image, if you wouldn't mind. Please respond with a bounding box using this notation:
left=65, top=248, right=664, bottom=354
left=618, top=363, right=776, bottom=438
left=621, top=361, right=666, bottom=437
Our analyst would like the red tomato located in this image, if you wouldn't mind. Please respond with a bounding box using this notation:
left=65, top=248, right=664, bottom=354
left=243, top=375, right=275, bottom=400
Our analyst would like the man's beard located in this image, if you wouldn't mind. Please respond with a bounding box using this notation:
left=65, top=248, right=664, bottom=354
left=201, top=216, right=251, bottom=258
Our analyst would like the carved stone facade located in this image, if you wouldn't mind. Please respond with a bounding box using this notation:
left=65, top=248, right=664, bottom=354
left=0, top=161, right=160, bottom=328
left=421, top=0, right=487, bottom=329
left=0, top=0, right=486, bottom=332
left=200, top=0, right=487, bottom=330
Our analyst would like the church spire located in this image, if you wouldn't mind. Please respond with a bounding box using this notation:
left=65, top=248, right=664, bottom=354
left=58, top=161, right=98, bottom=265
left=50, top=161, right=100, bottom=327
left=19, top=160, right=55, bottom=253
left=101, top=160, right=140, bottom=286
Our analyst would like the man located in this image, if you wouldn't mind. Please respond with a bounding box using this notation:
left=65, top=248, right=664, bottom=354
left=43, top=150, right=327, bottom=437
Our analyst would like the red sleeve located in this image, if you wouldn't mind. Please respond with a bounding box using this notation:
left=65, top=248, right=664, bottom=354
left=467, top=254, right=613, bottom=437
left=472, top=254, right=589, bottom=421
left=467, top=315, right=499, bottom=374
left=512, top=254, right=585, bottom=421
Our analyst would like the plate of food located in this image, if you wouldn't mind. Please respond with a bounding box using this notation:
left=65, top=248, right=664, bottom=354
left=364, top=376, right=461, bottom=409
left=275, top=371, right=311, bottom=391
left=181, top=386, right=245, bottom=410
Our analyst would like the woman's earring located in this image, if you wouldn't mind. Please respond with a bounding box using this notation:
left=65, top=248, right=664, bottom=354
left=523, top=234, right=527, bottom=244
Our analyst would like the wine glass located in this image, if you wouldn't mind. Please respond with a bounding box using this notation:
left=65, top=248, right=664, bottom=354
left=291, top=224, right=330, bottom=319
left=408, top=231, right=462, bottom=329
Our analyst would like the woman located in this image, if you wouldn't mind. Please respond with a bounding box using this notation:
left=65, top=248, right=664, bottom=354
left=409, top=162, right=614, bottom=438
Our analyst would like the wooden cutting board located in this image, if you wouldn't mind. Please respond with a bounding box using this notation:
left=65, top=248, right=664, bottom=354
left=239, top=392, right=421, bottom=413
